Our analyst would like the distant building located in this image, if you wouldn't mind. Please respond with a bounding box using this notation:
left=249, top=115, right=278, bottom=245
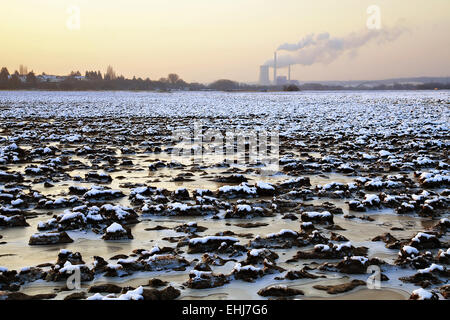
left=36, top=74, right=85, bottom=82
left=259, top=65, right=270, bottom=85
left=37, top=75, right=65, bottom=83
left=273, top=52, right=277, bottom=85
left=276, top=76, right=287, bottom=86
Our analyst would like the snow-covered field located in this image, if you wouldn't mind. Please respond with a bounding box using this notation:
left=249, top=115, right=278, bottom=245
left=0, top=90, right=448, bottom=121
left=0, top=90, right=448, bottom=301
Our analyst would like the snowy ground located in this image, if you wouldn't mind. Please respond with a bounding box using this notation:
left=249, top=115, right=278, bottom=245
left=0, top=90, right=448, bottom=300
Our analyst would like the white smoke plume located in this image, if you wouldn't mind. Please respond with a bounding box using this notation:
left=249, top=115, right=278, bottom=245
left=277, top=32, right=330, bottom=51
left=265, top=26, right=406, bottom=68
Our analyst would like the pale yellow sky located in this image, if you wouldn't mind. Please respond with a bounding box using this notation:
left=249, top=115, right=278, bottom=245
left=1, top=0, right=449, bottom=83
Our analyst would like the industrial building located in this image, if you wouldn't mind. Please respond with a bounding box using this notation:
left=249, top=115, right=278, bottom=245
left=259, top=52, right=296, bottom=86
left=259, top=65, right=270, bottom=86
left=276, top=76, right=287, bottom=86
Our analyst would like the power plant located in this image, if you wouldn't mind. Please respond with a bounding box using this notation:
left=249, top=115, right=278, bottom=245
left=259, top=65, right=270, bottom=86
left=259, top=52, right=297, bottom=86
left=273, top=52, right=277, bottom=85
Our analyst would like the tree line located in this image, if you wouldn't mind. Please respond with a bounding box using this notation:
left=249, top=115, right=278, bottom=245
left=0, top=67, right=38, bottom=89
left=0, top=67, right=261, bottom=91
left=0, top=67, right=204, bottom=91
left=1, top=66, right=449, bottom=91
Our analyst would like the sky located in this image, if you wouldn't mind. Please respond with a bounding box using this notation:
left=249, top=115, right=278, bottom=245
left=1, top=0, right=449, bottom=83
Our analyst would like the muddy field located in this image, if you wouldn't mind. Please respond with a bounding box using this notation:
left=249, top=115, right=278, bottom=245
left=0, top=90, right=448, bottom=300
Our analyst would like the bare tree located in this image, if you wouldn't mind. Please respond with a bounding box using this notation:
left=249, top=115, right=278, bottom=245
left=26, top=71, right=37, bottom=84
left=105, top=65, right=116, bottom=80
left=168, top=73, right=179, bottom=84
left=0, top=67, right=9, bottom=80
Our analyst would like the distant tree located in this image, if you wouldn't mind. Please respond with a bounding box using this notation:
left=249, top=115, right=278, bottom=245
left=283, top=84, right=300, bottom=91
left=300, top=83, right=326, bottom=90
left=175, top=78, right=187, bottom=87
left=85, top=71, right=99, bottom=80
left=105, top=65, right=116, bottom=80
left=209, top=79, right=239, bottom=91
left=0, top=67, right=10, bottom=86
left=188, top=82, right=206, bottom=91
left=168, top=73, right=180, bottom=85
left=9, top=72, right=22, bottom=88
left=0, top=67, right=10, bottom=78
left=26, top=71, right=37, bottom=84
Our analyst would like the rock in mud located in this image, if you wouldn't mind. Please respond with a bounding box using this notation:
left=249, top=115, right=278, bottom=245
left=147, top=278, right=168, bottom=287
left=409, top=288, right=439, bottom=300
left=313, top=279, right=366, bottom=294
left=335, top=256, right=369, bottom=274
left=437, top=248, right=450, bottom=264
left=186, top=270, right=230, bottom=289
left=395, top=247, right=435, bottom=270
left=0, top=214, right=29, bottom=227
left=141, top=286, right=181, bottom=300
left=408, top=232, right=441, bottom=249
left=439, top=284, right=450, bottom=299
left=187, top=236, right=239, bottom=253
left=291, top=242, right=367, bottom=261
left=232, top=263, right=264, bottom=282
left=16, top=267, right=47, bottom=283
left=28, top=231, right=74, bottom=245
left=88, top=283, right=123, bottom=293
left=283, top=268, right=324, bottom=280
left=301, top=211, right=334, bottom=225
left=83, top=187, right=125, bottom=201
left=85, top=172, right=113, bottom=183
left=244, top=248, right=279, bottom=265
left=257, top=285, right=304, bottom=297
left=249, top=229, right=302, bottom=249
left=234, top=222, right=269, bottom=228
left=399, top=264, right=448, bottom=287
left=102, top=222, right=133, bottom=240
left=0, top=291, right=56, bottom=300
left=279, top=177, right=311, bottom=189
left=46, top=261, right=94, bottom=282
left=371, top=233, right=401, bottom=249
left=145, top=254, right=190, bottom=272
left=174, top=222, right=207, bottom=233
left=64, top=292, right=87, bottom=300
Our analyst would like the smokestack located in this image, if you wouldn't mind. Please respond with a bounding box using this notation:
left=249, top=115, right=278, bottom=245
left=288, top=65, right=291, bottom=82
left=273, top=52, right=277, bottom=84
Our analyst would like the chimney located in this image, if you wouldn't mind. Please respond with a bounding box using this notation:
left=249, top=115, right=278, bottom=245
left=273, top=52, right=277, bottom=85
left=288, top=65, right=291, bottom=82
